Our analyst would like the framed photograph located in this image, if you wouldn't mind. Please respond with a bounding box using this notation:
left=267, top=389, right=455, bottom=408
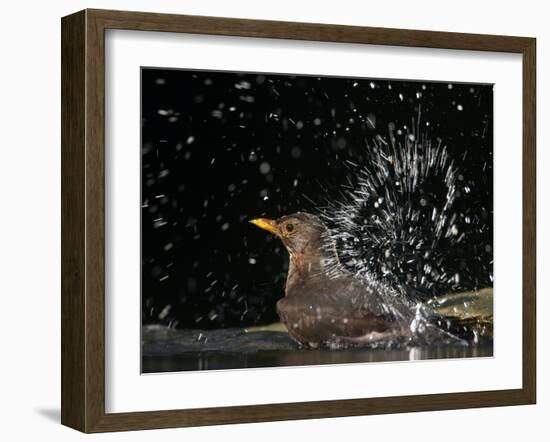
left=61, top=9, right=536, bottom=433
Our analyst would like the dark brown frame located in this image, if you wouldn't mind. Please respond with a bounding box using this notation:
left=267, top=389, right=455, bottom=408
left=61, top=8, right=536, bottom=433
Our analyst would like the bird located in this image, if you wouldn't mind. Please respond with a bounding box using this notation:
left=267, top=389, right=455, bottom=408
left=250, top=212, right=459, bottom=349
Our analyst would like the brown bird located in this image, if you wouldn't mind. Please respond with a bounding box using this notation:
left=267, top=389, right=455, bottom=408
left=250, top=212, right=430, bottom=349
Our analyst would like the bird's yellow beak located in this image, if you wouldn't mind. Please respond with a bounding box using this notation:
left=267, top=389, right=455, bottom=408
left=249, top=218, right=280, bottom=236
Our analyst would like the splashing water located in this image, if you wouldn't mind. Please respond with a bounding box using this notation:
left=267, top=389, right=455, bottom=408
left=319, top=117, right=489, bottom=305
left=313, top=119, right=487, bottom=344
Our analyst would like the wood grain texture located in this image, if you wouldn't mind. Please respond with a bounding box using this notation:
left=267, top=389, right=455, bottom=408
left=61, top=10, right=86, bottom=431
left=85, top=9, right=108, bottom=432
left=89, top=8, right=532, bottom=52
left=60, top=8, right=537, bottom=433
left=522, top=38, right=536, bottom=402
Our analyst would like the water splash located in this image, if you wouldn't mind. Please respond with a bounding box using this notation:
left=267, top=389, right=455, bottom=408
left=319, top=116, right=487, bottom=303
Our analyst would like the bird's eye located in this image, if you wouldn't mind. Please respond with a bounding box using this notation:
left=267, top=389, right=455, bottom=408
left=286, top=223, right=294, bottom=233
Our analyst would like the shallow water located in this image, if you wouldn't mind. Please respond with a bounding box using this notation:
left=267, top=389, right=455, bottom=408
left=142, top=325, right=492, bottom=373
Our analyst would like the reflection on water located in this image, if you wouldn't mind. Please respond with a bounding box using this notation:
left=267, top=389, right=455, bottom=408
left=142, top=325, right=493, bottom=373
left=143, top=344, right=493, bottom=373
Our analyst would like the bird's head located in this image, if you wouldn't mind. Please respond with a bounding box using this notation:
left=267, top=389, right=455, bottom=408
left=249, top=212, right=328, bottom=261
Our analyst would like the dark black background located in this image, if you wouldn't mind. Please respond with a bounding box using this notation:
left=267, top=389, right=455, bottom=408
left=141, top=68, right=493, bottom=329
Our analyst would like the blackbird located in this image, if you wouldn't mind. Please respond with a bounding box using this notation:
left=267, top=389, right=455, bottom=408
left=250, top=212, right=453, bottom=349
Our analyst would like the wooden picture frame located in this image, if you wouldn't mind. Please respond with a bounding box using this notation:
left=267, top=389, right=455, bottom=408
left=61, top=8, right=536, bottom=433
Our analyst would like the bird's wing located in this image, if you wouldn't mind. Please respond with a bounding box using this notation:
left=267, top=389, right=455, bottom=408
left=305, top=276, right=412, bottom=330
